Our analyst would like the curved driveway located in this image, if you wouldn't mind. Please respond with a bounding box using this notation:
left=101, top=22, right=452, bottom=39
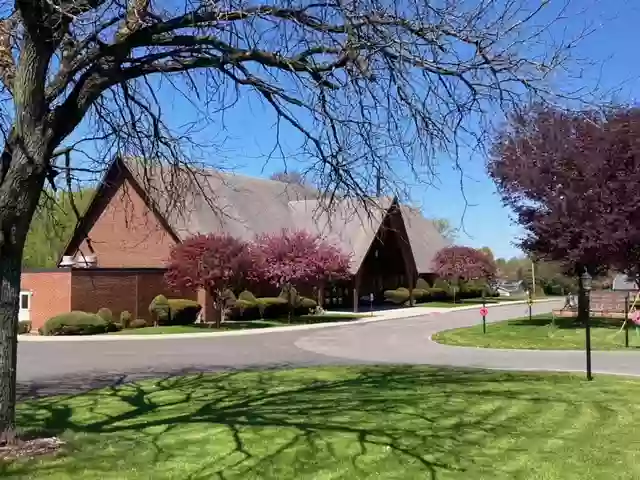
left=17, top=300, right=640, bottom=397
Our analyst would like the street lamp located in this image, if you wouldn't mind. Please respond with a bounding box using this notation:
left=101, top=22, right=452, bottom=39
left=581, top=270, right=593, bottom=381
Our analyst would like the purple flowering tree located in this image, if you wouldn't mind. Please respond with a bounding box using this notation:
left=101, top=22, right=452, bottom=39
left=165, top=234, right=256, bottom=327
left=433, top=246, right=497, bottom=302
left=252, top=230, right=351, bottom=320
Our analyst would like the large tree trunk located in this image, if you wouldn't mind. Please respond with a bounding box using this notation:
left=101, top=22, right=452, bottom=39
left=0, top=146, right=47, bottom=440
left=0, top=254, right=21, bottom=442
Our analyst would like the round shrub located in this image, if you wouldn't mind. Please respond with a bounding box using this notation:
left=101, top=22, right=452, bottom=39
left=426, top=287, right=449, bottom=301
left=384, top=289, right=410, bottom=305
left=416, top=278, right=431, bottom=290
left=167, top=299, right=201, bottom=325
left=41, top=311, right=108, bottom=336
left=97, top=307, right=113, bottom=324
left=18, top=321, right=31, bottom=335
left=149, top=294, right=170, bottom=325
left=120, top=310, right=132, bottom=329
left=256, top=297, right=288, bottom=319
left=412, top=288, right=429, bottom=302
left=238, top=290, right=258, bottom=304
left=129, top=318, right=148, bottom=329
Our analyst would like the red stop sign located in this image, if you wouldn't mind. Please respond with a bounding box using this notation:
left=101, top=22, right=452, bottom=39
left=480, top=307, right=488, bottom=317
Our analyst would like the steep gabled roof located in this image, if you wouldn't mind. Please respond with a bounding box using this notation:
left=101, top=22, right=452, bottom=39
left=65, top=157, right=447, bottom=274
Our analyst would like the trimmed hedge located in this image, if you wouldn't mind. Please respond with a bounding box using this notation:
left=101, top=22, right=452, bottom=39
left=41, top=311, right=108, bottom=336
left=427, top=287, right=449, bottom=301
left=416, top=278, right=431, bottom=290
left=129, top=318, right=148, bottom=329
left=97, top=307, right=113, bottom=324
left=18, top=321, right=31, bottom=335
left=384, top=288, right=410, bottom=305
left=120, top=310, right=132, bottom=329
left=149, top=295, right=170, bottom=325
left=167, top=299, right=201, bottom=325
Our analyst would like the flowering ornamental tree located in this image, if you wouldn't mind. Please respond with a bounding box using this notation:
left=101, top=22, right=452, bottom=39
left=433, top=246, right=497, bottom=297
left=165, top=234, right=255, bottom=327
left=252, top=229, right=351, bottom=318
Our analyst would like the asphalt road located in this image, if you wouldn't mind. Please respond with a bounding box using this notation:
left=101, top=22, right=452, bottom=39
left=17, top=299, right=640, bottom=398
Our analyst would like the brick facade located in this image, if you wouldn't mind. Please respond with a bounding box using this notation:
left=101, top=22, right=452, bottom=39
left=73, top=175, right=178, bottom=268
left=21, top=270, right=72, bottom=332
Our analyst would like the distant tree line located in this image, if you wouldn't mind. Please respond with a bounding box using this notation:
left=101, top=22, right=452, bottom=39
left=22, top=190, right=93, bottom=269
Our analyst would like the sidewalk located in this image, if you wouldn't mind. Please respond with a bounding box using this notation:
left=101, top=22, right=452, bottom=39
left=19, top=298, right=556, bottom=342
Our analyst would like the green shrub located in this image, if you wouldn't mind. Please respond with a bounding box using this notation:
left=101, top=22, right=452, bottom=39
left=256, top=297, right=288, bottom=319
left=18, top=321, right=31, bottom=335
left=299, top=297, right=317, bottom=310
left=416, top=278, right=431, bottom=290
left=384, top=288, right=410, bottom=305
left=238, top=290, right=258, bottom=304
left=120, top=310, right=132, bottom=329
left=129, top=318, right=148, bottom=329
left=426, top=287, right=449, bottom=301
left=97, top=307, right=113, bottom=324
left=222, top=289, right=237, bottom=307
left=412, top=288, right=429, bottom=302
left=432, top=278, right=450, bottom=291
left=41, top=311, right=108, bottom=336
left=149, top=295, right=170, bottom=325
left=167, top=299, right=201, bottom=325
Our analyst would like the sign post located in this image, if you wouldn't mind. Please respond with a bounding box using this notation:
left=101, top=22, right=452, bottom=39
left=528, top=290, right=533, bottom=322
left=480, top=306, right=488, bottom=334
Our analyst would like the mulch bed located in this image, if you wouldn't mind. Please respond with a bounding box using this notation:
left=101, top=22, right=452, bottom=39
left=0, top=436, right=64, bottom=461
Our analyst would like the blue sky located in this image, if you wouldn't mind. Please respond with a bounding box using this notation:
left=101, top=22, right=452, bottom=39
left=72, top=0, right=640, bottom=259
left=216, top=0, right=640, bottom=259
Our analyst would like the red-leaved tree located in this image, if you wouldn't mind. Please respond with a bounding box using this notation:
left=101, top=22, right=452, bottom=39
left=433, top=246, right=496, bottom=301
left=252, top=230, right=351, bottom=319
left=488, top=105, right=640, bottom=317
left=165, top=234, right=255, bottom=327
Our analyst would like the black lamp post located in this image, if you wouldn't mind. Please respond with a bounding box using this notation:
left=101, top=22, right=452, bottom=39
left=581, top=270, right=593, bottom=381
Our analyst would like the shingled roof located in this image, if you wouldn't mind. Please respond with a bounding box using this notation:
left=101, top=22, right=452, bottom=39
left=94, top=157, right=447, bottom=274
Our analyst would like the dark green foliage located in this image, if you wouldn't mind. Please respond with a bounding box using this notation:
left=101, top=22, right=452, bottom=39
left=41, top=311, right=108, bottom=336
left=167, top=299, right=201, bottom=325
left=120, top=310, right=132, bottom=329
left=384, top=289, right=410, bottom=305
left=255, top=297, right=288, bottom=319
left=299, top=297, right=317, bottom=309
left=427, top=288, right=449, bottom=301
left=149, top=295, right=170, bottom=325
left=23, top=189, right=94, bottom=268
left=18, top=321, right=31, bottom=335
left=416, top=278, right=431, bottom=290
left=412, top=289, right=429, bottom=302
left=432, top=278, right=450, bottom=291
left=238, top=290, right=258, bottom=304
left=97, top=307, right=113, bottom=324
left=129, top=318, right=148, bottom=329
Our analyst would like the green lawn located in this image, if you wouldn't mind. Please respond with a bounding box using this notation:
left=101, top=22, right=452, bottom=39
left=6, top=366, right=640, bottom=479
left=416, top=297, right=525, bottom=308
left=108, top=314, right=367, bottom=335
left=433, top=314, right=640, bottom=350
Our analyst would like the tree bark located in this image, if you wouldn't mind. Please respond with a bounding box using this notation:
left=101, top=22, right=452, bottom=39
left=0, top=253, right=20, bottom=442
left=0, top=145, right=47, bottom=440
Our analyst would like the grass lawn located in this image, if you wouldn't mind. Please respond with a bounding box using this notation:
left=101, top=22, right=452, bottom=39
left=416, top=297, right=525, bottom=308
left=6, top=366, right=640, bottom=479
left=433, top=314, right=640, bottom=350
left=108, top=313, right=368, bottom=335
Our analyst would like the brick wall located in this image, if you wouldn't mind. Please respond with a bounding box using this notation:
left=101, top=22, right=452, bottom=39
left=71, top=269, right=196, bottom=323
left=73, top=175, right=178, bottom=268
left=21, top=270, right=72, bottom=332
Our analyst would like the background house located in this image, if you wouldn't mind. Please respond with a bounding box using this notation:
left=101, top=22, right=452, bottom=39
left=21, top=158, right=448, bottom=330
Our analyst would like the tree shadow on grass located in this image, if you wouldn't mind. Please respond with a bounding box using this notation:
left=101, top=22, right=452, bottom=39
left=2, top=367, right=607, bottom=480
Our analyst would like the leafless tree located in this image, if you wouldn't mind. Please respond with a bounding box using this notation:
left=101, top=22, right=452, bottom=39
left=270, top=170, right=307, bottom=186
left=0, top=0, right=595, bottom=439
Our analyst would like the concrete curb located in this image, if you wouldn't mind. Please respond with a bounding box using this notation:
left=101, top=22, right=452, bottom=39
left=18, top=298, right=557, bottom=342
